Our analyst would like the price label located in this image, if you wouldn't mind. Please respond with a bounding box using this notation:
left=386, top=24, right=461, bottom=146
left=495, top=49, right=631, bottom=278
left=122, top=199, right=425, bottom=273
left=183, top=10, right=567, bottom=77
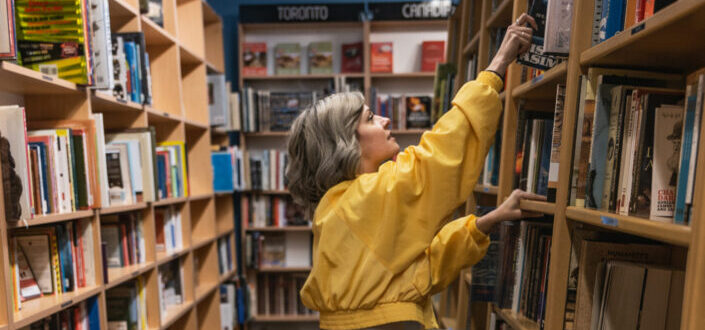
left=600, top=216, right=619, bottom=227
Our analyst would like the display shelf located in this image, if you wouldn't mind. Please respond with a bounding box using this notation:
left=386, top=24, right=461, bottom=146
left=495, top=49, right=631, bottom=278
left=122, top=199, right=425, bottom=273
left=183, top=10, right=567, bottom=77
left=511, top=61, right=568, bottom=100
left=370, top=72, right=436, bottom=79
left=7, top=210, right=94, bottom=229
left=580, top=0, right=705, bottom=71
left=141, top=15, right=178, bottom=46
left=492, top=305, right=539, bottom=330
left=257, top=267, right=312, bottom=273
left=152, top=196, right=189, bottom=206
left=474, top=185, right=499, bottom=194
left=189, top=193, right=213, bottom=202
left=0, top=62, right=79, bottom=95
left=160, top=301, right=195, bottom=330
left=565, top=207, right=691, bottom=247
left=105, top=262, right=155, bottom=290
left=146, top=106, right=183, bottom=124
left=486, top=0, right=513, bottom=28
left=195, top=282, right=219, bottom=304
left=99, top=202, right=148, bottom=215
left=463, top=33, right=480, bottom=56
left=519, top=200, right=556, bottom=215
left=391, top=129, right=428, bottom=135
left=219, top=269, right=236, bottom=283
left=179, top=44, right=205, bottom=66
left=12, top=286, right=102, bottom=329
left=243, top=74, right=339, bottom=80
left=191, top=236, right=215, bottom=251
left=244, top=131, right=289, bottom=137
left=91, top=91, right=143, bottom=112
left=250, top=315, right=320, bottom=322
left=245, top=226, right=312, bottom=232
left=156, top=247, right=190, bottom=266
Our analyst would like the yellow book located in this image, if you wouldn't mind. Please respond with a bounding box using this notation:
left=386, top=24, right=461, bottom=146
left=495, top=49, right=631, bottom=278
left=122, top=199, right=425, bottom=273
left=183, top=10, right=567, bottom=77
left=9, top=238, right=21, bottom=312
left=55, top=129, right=76, bottom=211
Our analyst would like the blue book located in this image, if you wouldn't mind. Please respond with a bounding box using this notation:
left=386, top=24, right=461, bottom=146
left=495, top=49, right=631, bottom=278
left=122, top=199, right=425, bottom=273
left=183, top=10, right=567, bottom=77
left=586, top=83, right=615, bottom=209
left=157, top=154, right=167, bottom=199
left=88, top=296, right=101, bottom=330
left=123, top=41, right=141, bottom=103
left=602, top=0, right=626, bottom=42
left=29, top=142, right=51, bottom=214
left=212, top=152, right=234, bottom=192
left=674, top=95, right=697, bottom=224
left=537, top=119, right=554, bottom=196
left=55, top=224, right=75, bottom=292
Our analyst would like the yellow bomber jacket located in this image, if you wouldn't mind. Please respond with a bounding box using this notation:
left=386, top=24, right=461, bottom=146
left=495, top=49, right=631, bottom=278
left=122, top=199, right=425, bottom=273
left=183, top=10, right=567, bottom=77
left=301, top=71, right=504, bottom=329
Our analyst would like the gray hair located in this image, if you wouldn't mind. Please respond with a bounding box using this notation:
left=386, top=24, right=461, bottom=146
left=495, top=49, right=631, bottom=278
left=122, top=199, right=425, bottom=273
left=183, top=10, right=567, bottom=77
left=286, top=91, right=365, bottom=217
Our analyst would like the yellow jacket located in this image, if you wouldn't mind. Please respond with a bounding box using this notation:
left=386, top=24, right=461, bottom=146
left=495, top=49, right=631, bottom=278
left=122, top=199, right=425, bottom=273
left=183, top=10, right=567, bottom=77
left=301, top=71, right=504, bottom=329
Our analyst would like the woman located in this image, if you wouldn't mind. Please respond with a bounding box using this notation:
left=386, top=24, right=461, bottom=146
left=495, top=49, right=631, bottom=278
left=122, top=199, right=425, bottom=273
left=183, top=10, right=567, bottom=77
left=286, top=14, right=544, bottom=329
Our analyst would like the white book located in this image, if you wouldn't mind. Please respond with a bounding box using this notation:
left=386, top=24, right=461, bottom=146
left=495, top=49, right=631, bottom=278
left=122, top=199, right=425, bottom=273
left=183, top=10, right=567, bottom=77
left=285, top=231, right=311, bottom=267
left=56, top=130, right=76, bottom=212
left=78, top=219, right=96, bottom=286
left=107, top=133, right=156, bottom=202
left=511, top=222, right=528, bottom=312
left=28, top=130, right=68, bottom=213
left=543, top=0, right=572, bottom=55
left=105, top=144, right=133, bottom=205
left=0, top=105, right=33, bottom=220
left=88, top=0, right=114, bottom=89
left=91, top=113, right=111, bottom=208
left=616, top=92, right=634, bottom=215
left=650, top=105, right=683, bottom=221
left=230, top=92, right=241, bottom=132
left=526, top=120, right=541, bottom=194
left=174, top=206, right=183, bottom=250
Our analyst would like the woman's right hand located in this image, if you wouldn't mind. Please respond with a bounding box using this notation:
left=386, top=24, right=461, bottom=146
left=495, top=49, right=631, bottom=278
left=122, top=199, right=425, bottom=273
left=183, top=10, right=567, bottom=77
left=476, top=189, right=547, bottom=234
left=486, top=13, right=538, bottom=75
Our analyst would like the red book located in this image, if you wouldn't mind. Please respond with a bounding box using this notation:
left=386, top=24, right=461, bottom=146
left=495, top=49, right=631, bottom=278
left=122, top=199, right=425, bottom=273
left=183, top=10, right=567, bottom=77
left=157, top=150, right=172, bottom=198
left=341, top=42, right=363, bottom=73
left=370, top=42, right=393, bottom=73
left=119, top=224, right=129, bottom=266
left=243, top=43, right=267, bottom=76
left=421, top=41, right=445, bottom=72
left=155, top=209, right=165, bottom=251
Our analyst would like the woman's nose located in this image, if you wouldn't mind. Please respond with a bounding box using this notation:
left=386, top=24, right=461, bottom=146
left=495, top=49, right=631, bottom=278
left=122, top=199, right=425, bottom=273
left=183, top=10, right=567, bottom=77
left=379, top=116, right=391, bottom=128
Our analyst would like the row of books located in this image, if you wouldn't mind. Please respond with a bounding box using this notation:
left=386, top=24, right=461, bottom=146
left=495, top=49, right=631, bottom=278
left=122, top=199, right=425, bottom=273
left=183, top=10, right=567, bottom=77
left=106, top=279, right=148, bottom=330
left=570, top=68, right=703, bottom=224
left=241, top=195, right=307, bottom=228
left=155, top=205, right=184, bottom=254
left=101, top=32, right=153, bottom=105
left=368, top=92, right=433, bottom=129
left=220, top=283, right=238, bottom=330
left=245, top=232, right=312, bottom=269
left=157, top=259, right=184, bottom=318
left=101, top=212, right=146, bottom=271
left=432, top=63, right=457, bottom=127
left=494, top=218, right=553, bottom=327
left=212, top=147, right=289, bottom=192
left=239, top=88, right=316, bottom=132
left=254, top=273, right=317, bottom=317
left=594, top=0, right=676, bottom=45
left=520, top=66, right=546, bottom=84
left=217, top=235, right=234, bottom=275
left=9, top=219, right=96, bottom=310
left=480, top=130, right=502, bottom=188
left=243, top=40, right=445, bottom=75
left=22, top=296, right=100, bottom=330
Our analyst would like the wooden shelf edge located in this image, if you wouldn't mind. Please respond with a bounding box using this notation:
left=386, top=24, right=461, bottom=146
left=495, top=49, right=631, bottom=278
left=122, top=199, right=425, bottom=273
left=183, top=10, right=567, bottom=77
left=565, top=206, right=691, bottom=247
left=244, top=131, right=289, bottom=137
left=152, top=196, right=189, bottom=207
left=0, top=62, right=79, bottom=94
left=141, top=15, right=177, bottom=45
left=8, top=210, right=95, bottom=229
left=463, top=33, right=480, bottom=56
left=105, top=262, right=155, bottom=290
left=219, top=269, right=237, bottom=283
left=195, top=282, right=219, bottom=304
left=178, top=43, right=205, bottom=64
left=12, top=286, right=102, bottom=329
left=492, top=304, right=540, bottom=330
left=156, top=247, right=189, bottom=266
left=245, top=226, right=312, bottom=232
left=145, top=106, right=183, bottom=123
left=91, top=90, right=144, bottom=112
left=188, top=193, right=213, bottom=202
left=250, top=315, right=319, bottom=322
left=183, top=118, right=209, bottom=130
left=191, top=236, right=216, bottom=251
left=519, top=200, right=556, bottom=215
left=256, top=267, right=312, bottom=273
left=474, top=185, right=499, bottom=195
left=512, top=61, right=568, bottom=99
left=109, top=0, right=139, bottom=16
left=159, top=301, right=195, bottom=330
left=99, top=202, right=148, bottom=215
left=486, top=0, right=513, bottom=28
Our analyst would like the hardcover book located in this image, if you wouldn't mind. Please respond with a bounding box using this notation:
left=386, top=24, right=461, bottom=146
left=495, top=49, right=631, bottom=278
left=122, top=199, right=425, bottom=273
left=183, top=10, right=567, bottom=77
left=308, top=41, right=333, bottom=74
left=421, top=41, right=445, bottom=72
left=341, top=42, right=362, bottom=73
left=274, top=43, right=301, bottom=75
left=650, top=105, right=683, bottom=221
left=370, top=42, right=393, bottom=73
left=405, top=95, right=432, bottom=129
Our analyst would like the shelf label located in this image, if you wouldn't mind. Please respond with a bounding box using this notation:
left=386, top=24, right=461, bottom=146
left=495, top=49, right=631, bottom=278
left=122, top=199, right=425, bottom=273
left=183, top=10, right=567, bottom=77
left=42, top=75, right=54, bottom=82
left=531, top=75, right=544, bottom=85
left=631, top=23, right=645, bottom=35
left=600, top=216, right=619, bottom=227
left=483, top=187, right=490, bottom=192
left=61, top=300, right=73, bottom=308
left=116, top=98, right=127, bottom=104
left=163, top=112, right=169, bottom=117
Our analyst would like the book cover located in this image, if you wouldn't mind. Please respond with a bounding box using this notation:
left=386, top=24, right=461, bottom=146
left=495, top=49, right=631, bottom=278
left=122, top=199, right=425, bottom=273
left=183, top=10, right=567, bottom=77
left=105, top=143, right=133, bottom=205
left=146, top=0, right=164, bottom=27
left=16, top=234, right=53, bottom=294
left=650, top=105, right=683, bottom=221
left=405, top=95, right=432, bottom=129
left=548, top=85, right=565, bottom=201
left=0, top=0, right=16, bottom=59
left=88, top=0, right=114, bottom=89
left=308, top=41, right=333, bottom=74
left=55, top=223, right=75, bottom=292
left=212, top=152, right=235, bottom=192
left=543, top=0, right=572, bottom=55
left=242, top=42, right=267, bottom=76
left=274, top=43, right=300, bottom=75
left=208, top=74, right=229, bottom=127
left=370, top=42, right=393, bottom=73
left=517, top=0, right=560, bottom=70
left=16, top=241, right=42, bottom=301
left=269, top=92, right=314, bottom=132
left=0, top=105, right=33, bottom=221
left=421, top=40, right=445, bottom=72
left=341, top=41, right=362, bottom=73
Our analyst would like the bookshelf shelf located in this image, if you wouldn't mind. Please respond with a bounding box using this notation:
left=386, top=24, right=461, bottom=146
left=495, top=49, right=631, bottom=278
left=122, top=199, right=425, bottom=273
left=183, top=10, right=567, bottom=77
left=191, top=236, right=215, bottom=251
left=243, top=74, right=358, bottom=80
left=108, top=0, right=139, bottom=17
left=219, top=269, right=237, bottom=283
left=257, top=267, right=312, bottom=273
left=245, top=226, right=312, bottom=232
left=492, top=305, right=540, bottom=330
left=214, top=191, right=235, bottom=197
left=251, top=315, right=320, bottom=322
left=146, top=106, right=183, bottom=124
left=183, top=118, right=209, bottom=131
left=211, top=127, right=231, bottom=135
left=179, top=44, right=205, bottom=66
left=0, top=62, right=79, bottom=95
left=7, top=210, right=95, bottom=229
left=153, top=196, right=189, bottom=206
left=240, top=190, right=290, bottom=195
left=244, top=131, right=289, bottom=137
left=463, top=33, right=480, bottom=56
left=370, top=72, right=436, bottom=79
left=579, top=0, right=705, bottom=71
left=511, top=61, right=568, bottom=100
left=206, top=61, right=222, bottom=74
left=519, top=200, right=556, bottom=215
left=90, top=91, right=144, bottom=112
left=195, top=282, right=219, bottom=304
left=486, top=0, right=513, bottom=28
left=156, top=247, right=189, bottom=266
left=141, top=15, right=178, bottom=46
left=12, top=286, right=102, bottom=329
left=160, top=301, right=195, bottom=329
left=391, top=129, right=428, bottom=135
left=188, top=193, right=213, bottom=202
left=105, top=262, right=155, bottom=290
left=99, top=202, right=148, bottom=215
left=565, top=207, right=691, bottom=247
left=474, top=185, right=499, bottom=195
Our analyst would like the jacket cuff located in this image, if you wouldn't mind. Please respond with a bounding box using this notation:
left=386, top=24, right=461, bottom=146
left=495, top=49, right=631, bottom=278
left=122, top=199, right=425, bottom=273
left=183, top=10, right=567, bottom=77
left=465, top=215, right=490, bottom=244
left=477, top=71, right=504, bottom=93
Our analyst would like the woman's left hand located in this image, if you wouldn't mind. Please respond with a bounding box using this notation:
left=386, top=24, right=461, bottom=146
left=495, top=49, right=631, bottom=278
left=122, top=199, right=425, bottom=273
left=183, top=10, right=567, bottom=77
left=476, top=189, right=547, bottom=234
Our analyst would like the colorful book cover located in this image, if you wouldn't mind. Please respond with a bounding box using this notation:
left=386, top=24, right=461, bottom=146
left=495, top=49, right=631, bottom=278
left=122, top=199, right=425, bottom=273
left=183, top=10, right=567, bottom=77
left=341, top=41, right=362, bottom=73
left=650, top=105, right=683, bottom=221
left=274, top=43, right=300, bottom=75
left=517, top=0, right=560, bottom=70
left=242, top=42, right=267, bottom=76
left=370, top=42, right=393, bottom=73
left=405, top=95, right=431, bottom=128
left=308, top=41, right=333, bottom=74
left=421, top=40, right=445, bottom=72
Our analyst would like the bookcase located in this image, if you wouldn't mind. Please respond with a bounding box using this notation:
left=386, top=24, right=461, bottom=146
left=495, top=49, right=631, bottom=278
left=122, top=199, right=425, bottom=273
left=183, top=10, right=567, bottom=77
left=443, top=0, right=705, bottom=329
left=0, top=0, right=237, bottom=329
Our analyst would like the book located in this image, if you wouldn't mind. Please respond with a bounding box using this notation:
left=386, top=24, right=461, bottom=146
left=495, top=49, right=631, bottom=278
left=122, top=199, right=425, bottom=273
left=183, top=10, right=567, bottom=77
left=16, top=235, right=53, bottom=294
left=547, top=85, right=565, bottom=202
left=105, top=143, right=133, bottom=206
left=421, top=41, right=445, bottom=72
left=370, top=42, right=393, bottom=73
left=308, top=41, right=333, bottom=74
left=274, top=43, right=300, bottom=75
left=0, top=0, right=15, bottom=59
left=543, top=0, right=572, bottom=55
left=0, top=105, right=33, bottom=221
left=517, top=0, right=560, bottom=70
left=88, top=0, right=114, bottom=89
left=650, top=105, right=683, bottom=221
left=15, top=240, right=42, bottom=301
left=144, top=0, right=164, bottom=27
left=242, top=42, right=267, bottom=76
left=341, top=41, right=363, bottom=73
left=405, top=95, right=432, bottom=129
left=208, top=74, right=229, bottom=127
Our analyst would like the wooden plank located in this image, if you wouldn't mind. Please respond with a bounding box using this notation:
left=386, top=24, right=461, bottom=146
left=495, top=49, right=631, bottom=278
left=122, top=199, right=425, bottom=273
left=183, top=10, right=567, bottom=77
left=160, top=301, right=194, bottom=329
left=12, top=286, right=103, bottom=329
left=493, top=305, right=539, bottom=330
left=0, top=62, right=78, bottom=95
left=142, top=15, right=178, bottom=46
left=7, top=210, right=95, bottom=229
left=474, top=185, right=499, bottom=195
left=519, top=200, right=556, bottom=215
left=152, top=196, right=189, bottom=206
left=99, top=202, right=148, bottom=215
left=485, top=0, right=513, bottom=28
left=463, top=33, right=480, bottom=56
left=91, top=91, right=143, bottom=112
left=105, top=262, right=156, bottom=290
left=511, top=61, right=568, bottom=100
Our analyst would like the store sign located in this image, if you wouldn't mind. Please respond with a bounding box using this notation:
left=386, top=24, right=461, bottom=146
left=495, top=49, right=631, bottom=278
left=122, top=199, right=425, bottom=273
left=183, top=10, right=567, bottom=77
left=369, top=1, right=455, bottom=21
left=239, top=4, right=364, bottom=23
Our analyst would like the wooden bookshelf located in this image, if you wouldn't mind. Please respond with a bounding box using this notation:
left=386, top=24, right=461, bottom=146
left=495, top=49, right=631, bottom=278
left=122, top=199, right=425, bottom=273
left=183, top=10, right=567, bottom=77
left=474, top=184, right=499, bottom=195
left=485, top=0, right=513, bottom=28
left=519, top=200, right=556, bottom=215
left=511, top=61, right=568, bottom=100
left=492, top=305, right=540, bottom=330
left=245, top=226, right=312, bottom=232
left=6, top=210, right=94, bottom=229
left=463, top=33, right=480, bottom=56
left=160, top=301, right=195, bottom=329
left=250, top=315, right=319, bottom=322
left=105, top=262, right=155, bottom=290
left=99, top=202, right=149, bottom=215
left=12, top=286, right=103, bottom=329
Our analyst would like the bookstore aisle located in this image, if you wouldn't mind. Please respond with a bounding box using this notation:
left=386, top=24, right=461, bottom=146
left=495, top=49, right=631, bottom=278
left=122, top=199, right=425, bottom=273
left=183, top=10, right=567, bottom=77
left=0, top=0, right=241, bottom=329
